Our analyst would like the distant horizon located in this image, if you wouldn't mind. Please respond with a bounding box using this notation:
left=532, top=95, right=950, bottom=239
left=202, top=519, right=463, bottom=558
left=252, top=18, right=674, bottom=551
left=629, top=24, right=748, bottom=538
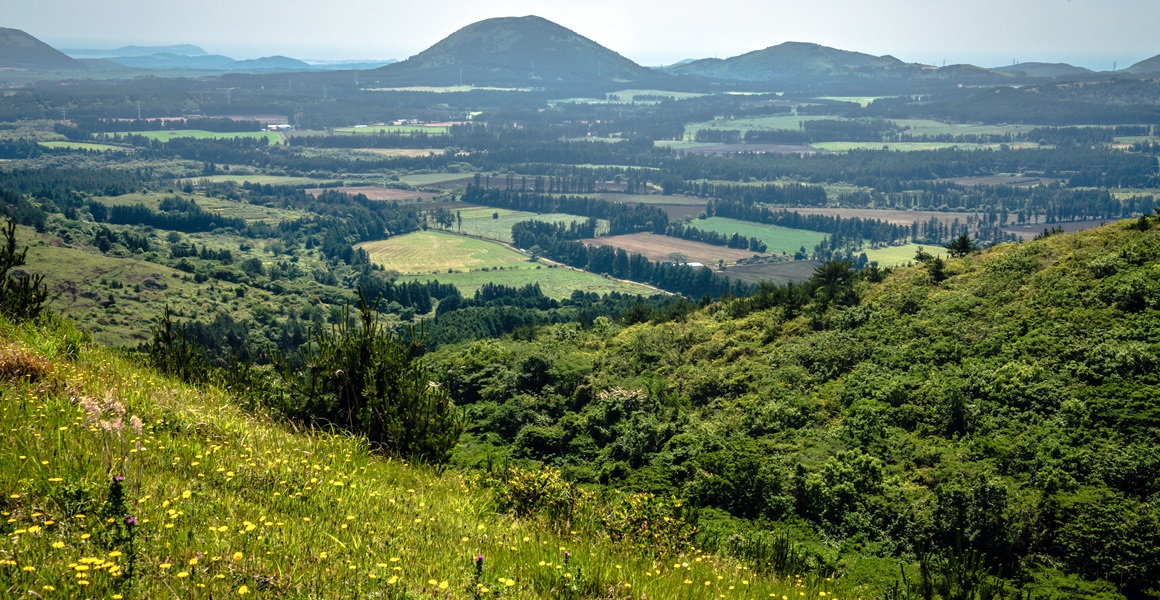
left=11, top=0, right=1159, bottom=74
left=40, top=36, right=1146, bottom=74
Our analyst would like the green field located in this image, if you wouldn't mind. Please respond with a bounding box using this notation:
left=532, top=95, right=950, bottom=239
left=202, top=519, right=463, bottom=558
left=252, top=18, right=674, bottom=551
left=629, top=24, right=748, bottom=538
left=106, top=130, right=284, bottom=144
left=40, top=141, right=127, bottom=151
left=453, top=207, right=608, bottom=243
left=333, top=125, right=450, bottom=135
left=399, top=265, right=657, bottom=299
left=358, top=230, right=655, bottom=298
left=358, top=231, right=527, bottom=274
left=690, top=217, right=829, bottom=255
left=862, top=243, right=924, bottom=267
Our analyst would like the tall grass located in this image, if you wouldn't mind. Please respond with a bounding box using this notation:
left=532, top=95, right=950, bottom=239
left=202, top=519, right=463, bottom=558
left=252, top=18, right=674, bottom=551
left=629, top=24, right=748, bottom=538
left=0, top=317, right=844, bottom=598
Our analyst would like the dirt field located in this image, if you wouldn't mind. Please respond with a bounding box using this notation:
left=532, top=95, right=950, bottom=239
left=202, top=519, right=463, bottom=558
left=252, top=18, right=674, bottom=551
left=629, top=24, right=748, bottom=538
left=586, top=233, right=763, bottom=265
left=1002, top=219, right=1112, bottom=240
left=655, top=204, right=706, bottom=220
left=726, top=260, right=821, bottom=285
left=306, top=186, right=438, bottom=201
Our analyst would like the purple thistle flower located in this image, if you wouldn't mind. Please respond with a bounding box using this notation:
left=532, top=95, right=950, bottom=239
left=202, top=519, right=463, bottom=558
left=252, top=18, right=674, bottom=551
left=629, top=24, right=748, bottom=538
left=114, top=475, right=125, bottom=482
left=124, top=515, right=137, bottom=526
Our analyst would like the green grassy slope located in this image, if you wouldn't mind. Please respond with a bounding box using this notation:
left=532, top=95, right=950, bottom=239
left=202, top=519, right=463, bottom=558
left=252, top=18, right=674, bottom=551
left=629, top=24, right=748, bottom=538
left=0, top=318, right=842, bottom=599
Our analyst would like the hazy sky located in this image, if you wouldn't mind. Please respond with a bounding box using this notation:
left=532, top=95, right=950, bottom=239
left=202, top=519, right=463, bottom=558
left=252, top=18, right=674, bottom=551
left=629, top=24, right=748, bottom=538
left=10, top=0, right=1158, bottom=70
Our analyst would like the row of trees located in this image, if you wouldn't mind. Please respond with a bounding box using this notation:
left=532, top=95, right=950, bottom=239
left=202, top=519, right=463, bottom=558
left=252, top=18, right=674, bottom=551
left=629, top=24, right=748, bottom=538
left=665, top=221, right=767, bottom=252
left=511, top=220, right=753, bottom=298
left=461, top=186, right=668, bottom=235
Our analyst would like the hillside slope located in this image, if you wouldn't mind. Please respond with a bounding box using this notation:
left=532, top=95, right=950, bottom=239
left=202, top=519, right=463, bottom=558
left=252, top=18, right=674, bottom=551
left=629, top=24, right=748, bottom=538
left=0, top=317, right=840, bottom=598
left=369, top=15, right=668, bottom=87
left=669, top=42, right=910, bottom=83
left=993, top=62, right=1094, bottom=78
left=1125, top=52, right=1160, bottom=75
left=0, top=28, right=86, bottom=70
left=432, top=218, right=1160, bottom=598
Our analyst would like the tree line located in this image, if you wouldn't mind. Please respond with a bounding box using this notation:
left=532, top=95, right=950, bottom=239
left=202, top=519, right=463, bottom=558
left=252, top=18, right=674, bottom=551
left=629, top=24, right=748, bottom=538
left=511, top=220, right=753, bottom=299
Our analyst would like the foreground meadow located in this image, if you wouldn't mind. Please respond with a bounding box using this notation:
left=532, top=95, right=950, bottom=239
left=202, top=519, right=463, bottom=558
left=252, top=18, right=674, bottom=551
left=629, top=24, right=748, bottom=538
left=0, top=318, right=842, bottom=599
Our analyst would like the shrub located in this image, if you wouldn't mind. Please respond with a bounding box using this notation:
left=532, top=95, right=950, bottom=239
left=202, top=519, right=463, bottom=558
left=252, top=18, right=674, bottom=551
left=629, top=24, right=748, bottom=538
left=275, top=291, right=463, bottom=463
left=0, top=219, right=49, bottom=322
left=494, top=467, right=590, bottom=534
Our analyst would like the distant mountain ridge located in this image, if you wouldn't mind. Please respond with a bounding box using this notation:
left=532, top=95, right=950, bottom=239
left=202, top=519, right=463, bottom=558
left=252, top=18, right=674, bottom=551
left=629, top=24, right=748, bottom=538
left=0, top=27, right=86, bottom=69
left=370, top=15, right=668, bottom=87
left=993, top=62, right=1094, bottom=78
left=1125, top=52, right=1160, bottom=75
left=61, top=44, right=208, bottom=58
left=93, top=53, right=316, bottom=72
left=668, top=41, right=911, bottom=83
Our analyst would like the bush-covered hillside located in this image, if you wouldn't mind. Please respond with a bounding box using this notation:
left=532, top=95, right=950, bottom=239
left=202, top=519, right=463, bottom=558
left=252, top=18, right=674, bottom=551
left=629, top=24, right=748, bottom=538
left=431, top=218, right=1160, bottom=598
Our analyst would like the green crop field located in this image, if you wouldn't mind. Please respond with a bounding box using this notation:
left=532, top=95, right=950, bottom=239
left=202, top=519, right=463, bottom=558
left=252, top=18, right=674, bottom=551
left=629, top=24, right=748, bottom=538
left=862, top=243, right=925, bottom=267
left=40, top=141, right=128, bottom=151
left=452, top=207, right=608, bottom=243
left=690, top=217, right=829, bottom=255
left=399, top=265, right=657, bottom=299
left=359, top=231, right=655, bottom=298
left=356, top=231, right=529, bottom=274
left=105, top=130, right=284, bottom=144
